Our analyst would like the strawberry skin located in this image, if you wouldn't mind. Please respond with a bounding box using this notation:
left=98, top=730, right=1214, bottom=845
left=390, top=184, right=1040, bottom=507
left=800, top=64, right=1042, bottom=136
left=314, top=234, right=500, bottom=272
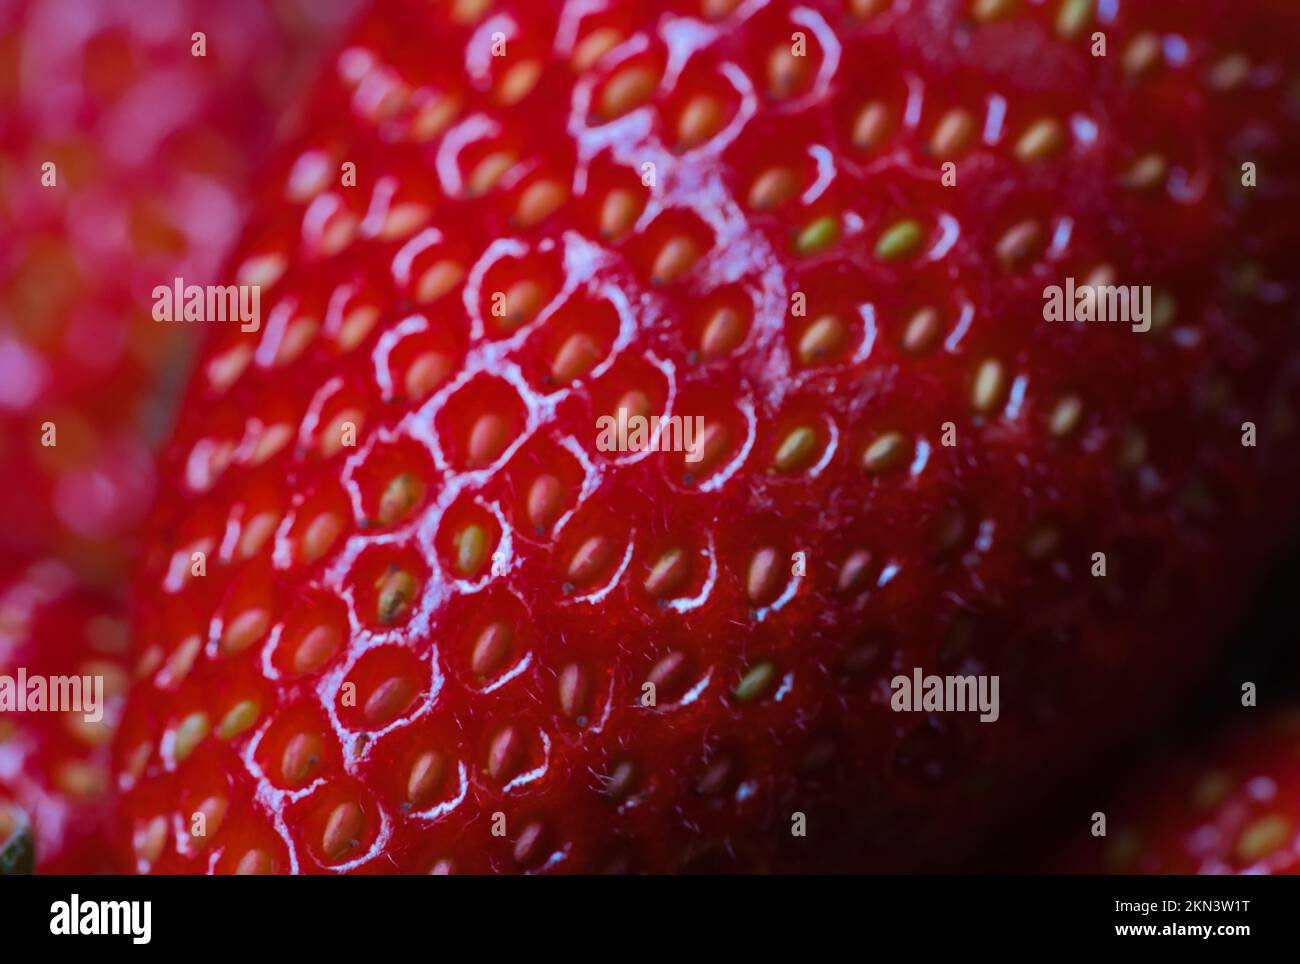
left=1055, top=704, right=1300, bottom=874
left=114, top=0, right=1300, bottom=873
left=0, top=559, right=129, bottom=873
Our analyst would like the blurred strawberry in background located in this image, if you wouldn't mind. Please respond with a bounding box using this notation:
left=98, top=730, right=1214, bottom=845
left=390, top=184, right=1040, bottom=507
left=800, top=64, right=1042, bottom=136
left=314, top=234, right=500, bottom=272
left=0, top=558, right=127, bottom=872
left=0, top=0, right=360, bottom=581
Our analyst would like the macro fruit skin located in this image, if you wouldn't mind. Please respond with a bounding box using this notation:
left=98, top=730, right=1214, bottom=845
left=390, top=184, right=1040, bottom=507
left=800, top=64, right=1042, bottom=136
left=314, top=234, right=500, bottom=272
left=0, top=560, right=129, bottom=873
left=1054, top=704, right=1300, bottom=874
left=112, top=0, right=1300, bottom=873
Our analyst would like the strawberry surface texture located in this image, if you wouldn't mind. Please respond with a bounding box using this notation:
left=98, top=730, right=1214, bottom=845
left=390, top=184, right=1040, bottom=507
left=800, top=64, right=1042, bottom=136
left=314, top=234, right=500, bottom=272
left=1056, top=702, right=1300, bottom=874
left=110, top=0, right=1300, bottom=873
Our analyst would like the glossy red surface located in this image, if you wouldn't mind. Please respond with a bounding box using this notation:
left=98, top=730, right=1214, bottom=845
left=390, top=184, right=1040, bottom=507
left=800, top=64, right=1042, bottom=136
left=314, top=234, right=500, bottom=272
left=113, top=0, right=1300, bottom=872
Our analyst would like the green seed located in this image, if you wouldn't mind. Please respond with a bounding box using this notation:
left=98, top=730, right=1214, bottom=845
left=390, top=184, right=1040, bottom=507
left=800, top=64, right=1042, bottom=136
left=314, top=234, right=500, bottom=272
left=794, top=215, right=840, bottom=256
left=733, top=662, right=776, bottom=703
left=217, top=700, right=261, bottom=740
left=1056, top=0, right=1093, bottom=38
left=874, top=219, right=924, bottom=261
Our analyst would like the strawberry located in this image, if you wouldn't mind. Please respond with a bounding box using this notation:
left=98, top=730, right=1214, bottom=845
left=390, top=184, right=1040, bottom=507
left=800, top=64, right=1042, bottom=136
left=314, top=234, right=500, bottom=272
left=0, top=559, right=129, bottom=873
left=0, top=0, right=360, bottom=575
left=1051, top=702, right=1300, bottom=874
left=113, top=0, right=1300, bottom=873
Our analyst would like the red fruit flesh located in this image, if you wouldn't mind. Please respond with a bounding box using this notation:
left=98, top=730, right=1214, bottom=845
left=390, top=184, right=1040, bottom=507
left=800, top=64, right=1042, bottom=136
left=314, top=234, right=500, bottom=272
left=0, top=560, right=129, bottom=873
left=115, top=0, right=1300, bottom=872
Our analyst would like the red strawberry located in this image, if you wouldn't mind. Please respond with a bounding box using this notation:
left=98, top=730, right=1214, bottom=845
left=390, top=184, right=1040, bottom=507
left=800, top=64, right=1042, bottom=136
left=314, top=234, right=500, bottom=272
left=1052, top=702, right=1300, bottom=874
left=0, top=559, right=129, bottom=873
left=113, top=0, right=1300, bottom=873
left=0, top=0, right=360, bottom=575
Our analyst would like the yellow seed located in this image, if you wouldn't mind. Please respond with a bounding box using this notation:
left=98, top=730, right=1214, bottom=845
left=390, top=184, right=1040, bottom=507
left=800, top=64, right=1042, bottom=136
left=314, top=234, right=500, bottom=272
left=451, top=0, right=489, bottom=24
left=901, top=306, right=941, bottom=354
left=456, top=524, right=489, bottom=575
left=995, top=220, right=1043, bottom=268
left=466, top=150, right=516, bottom=196
left=862, top=432, right=907, bottom=474
left=407, top=751, right=446, bottom=807
left=471, top=622, right=512, bottom=677
left=486, top=726, right=522, bottom=781
left=1236, top=814, right=1291, bottom=864
left=282, top=732, right=321, bottom=784
left=415, top=260, right=464, bottom=303
left=1015, top=118, right=1065, bottom=162
left=797, top=314, right=847, bottom=364
left=746, top=548, right=782, bottom=604
left=221, top=608, right=270, bottom=656
left=651, top=236, right=700, bottom=284
left=557, top=663, right=591, bottom=719
left=404, top=350, right=453, bottom=399
left=217, top=701, right=260, bottom=740
left=598, top=64, right=658, bottom=120
left=1055, top=0, right=1093, bottom=38
left=235, top=848, right=274, bottom=875
left=971, top=0, right=1020, bottom=23
left=676, top=94, right=726, bottom=150
left=1048, top=395, right=1083, bottom=437
left=515, top=179, right=567, bottom=227
left=767, top=45, right=809, bottom=98
left=837, top=549, right=872, bottom=592
left=603, top=760, right=637, bottom=799
left=503, top=278, right=545, bottom=327
left=852, top=100, right=892, bottom=151
left=1123, top=33, right=1162, bottom=79
left=322, top=802, right=364, bottom=861
left=173, top=712, right=209, bottom=762
left=700, top=305, right=747, bottom=358
left=972, top=358, right=1007, bottom=413
left=599, top=189, right=639, bottom=239
left=364, top=675, right=416, bottom=725
left=376, top=568, right=417, bottom=623
left=644, top=547, right=690, bottom=598
left=468, top=412, right=509, bottom=466
left=848, top=0, right=890, bottom=19
left=748, top=167, right=799, bottom=210
left=527, top=474, right=564, bottom=532
left=568, top=535, right=614, bottom=584
left=378, top=473, right=424, bottom=525
left=572, top=28, right=623, bottom=72
left=410, top=91, right=460, bottom=142
left=701, top=0, right=744, bottom=19
left=1208, top=53, right=1251, bottom=93
left=930, top=108, right=977, bottom=158
left=293, top=636, right=346, bottom=698
left=1121, top=154, right=1167, bottom=191
left=497, top=59, right=542, bottom=105
left=300, top=512, right=344, bottom=565
left=552, top=331, right=601, bottom=382
left=1023, top=524, right=1061, bottom=561
left=773, top=426, right=817, bottom=472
